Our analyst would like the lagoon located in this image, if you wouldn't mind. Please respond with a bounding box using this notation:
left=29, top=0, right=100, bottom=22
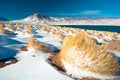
left=59, top=25, right=120, bottom=33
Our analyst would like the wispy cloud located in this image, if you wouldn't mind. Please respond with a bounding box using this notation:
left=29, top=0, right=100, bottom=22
left=55, top=10, right=102, bottom=16
left=81, top=10, right=101, bottom=15
left=58, top=13, right=79, bottom=16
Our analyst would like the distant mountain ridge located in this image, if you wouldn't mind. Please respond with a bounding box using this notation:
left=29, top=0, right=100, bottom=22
left=23, top=13, right=120, bottom=22
left=9, top=13, right=120, bottom=25
left=23, top=13, right=54, bottom=23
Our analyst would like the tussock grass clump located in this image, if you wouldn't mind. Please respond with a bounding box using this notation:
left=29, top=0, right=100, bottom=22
left=53, top=30, right=65, bottom=39
left=27, top=37, right=51, bottom=52
left=59, top=33, right=119, bottom=75
left=48, top=29, right=55, bottom=35
left=0, top=23, right=5, bottom=33
left=33, top=24, right=40, bottom=29
left=15, top=23, right=21, bottom=31
left=40, top=25, right=46, bottom=32
left=24, top=24, right=32, bottom=35
left=6, top=23, right=14, bottom=31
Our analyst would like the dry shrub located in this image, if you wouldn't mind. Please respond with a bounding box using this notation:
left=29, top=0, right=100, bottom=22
left=104, top=32, right=117, bottom=38
left=62, top=27, right=70, bottom=32
left=54, top=34, right=65, bottom=40
left=40, top=25, right=46, bottom=32
left=0, top=23, right=5, bottom=33
left=48, top=26, right=59, bottom=35
left=59, top=33, right=119, bottom=75
left=48, top=29, right=55, bottom=35
left=33, top=24, right=39, bottom=29
left=53, top=30, right=65, bottom=39
left=24, top=24, right=32, bottom=35
left=110, top=32, right=118, bottom=38
left=27, top=37, right=51, bottom=52
left=6, top=24, right=14, bottom=31
left=62, top=35, right=73, bottom=45
left=67, top=30, right=74, bottom=35
left=15, top=23, right=21, bottom=31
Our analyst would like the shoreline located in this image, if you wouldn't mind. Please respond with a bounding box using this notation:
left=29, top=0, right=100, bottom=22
left=52, top=24, right=120, bottom=26
left=1, top=21, right=120, bottom=27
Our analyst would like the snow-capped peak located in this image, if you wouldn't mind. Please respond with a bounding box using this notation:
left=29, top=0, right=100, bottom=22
left=23, top=13, right=54, bottom=23
left=28, top=13, right=51, bottom=20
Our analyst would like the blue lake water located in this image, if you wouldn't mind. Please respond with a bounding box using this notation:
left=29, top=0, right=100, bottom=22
left=58, top=25, right=120, bottom=33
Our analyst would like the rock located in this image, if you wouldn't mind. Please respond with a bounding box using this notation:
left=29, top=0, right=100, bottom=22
left=0, top=58, right=18, bottom=68
left=21, top=46, right=28, bottom=51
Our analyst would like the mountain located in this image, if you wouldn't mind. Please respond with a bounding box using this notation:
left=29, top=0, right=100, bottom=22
left=10, top=13, right=120, bottom=25
left=23, top=13, right=54, bottom=24
left=0, top=17, right=9, bottom=21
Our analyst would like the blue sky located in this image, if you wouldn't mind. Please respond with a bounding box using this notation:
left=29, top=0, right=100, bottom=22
left=0, top=0, right=120, bottom=20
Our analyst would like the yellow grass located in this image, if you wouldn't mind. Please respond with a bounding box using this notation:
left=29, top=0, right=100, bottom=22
left=24, top=24, right=32, bottom=34
left=15, top=23, right=21, bottom=31
left=40, top=25, right=47, bottom=32
left=6, top=24, right=14, bottom=31
left=0, top=23, right=5, bottom=33
left=59, top=33, right=119, bottom=75
left=27, top=37, right=51, bottom=52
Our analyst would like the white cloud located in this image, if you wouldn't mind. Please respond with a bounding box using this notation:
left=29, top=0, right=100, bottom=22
left=81, top=10, right=101, bottom=15
left=58, top=13, right=79, bottom=16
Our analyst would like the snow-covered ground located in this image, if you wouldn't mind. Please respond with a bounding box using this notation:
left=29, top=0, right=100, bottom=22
left=0, top=22, right=120, bottom=80
left=0, top=26, right=72, bottom=80
left=0, top=51, right=72, bottom=80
